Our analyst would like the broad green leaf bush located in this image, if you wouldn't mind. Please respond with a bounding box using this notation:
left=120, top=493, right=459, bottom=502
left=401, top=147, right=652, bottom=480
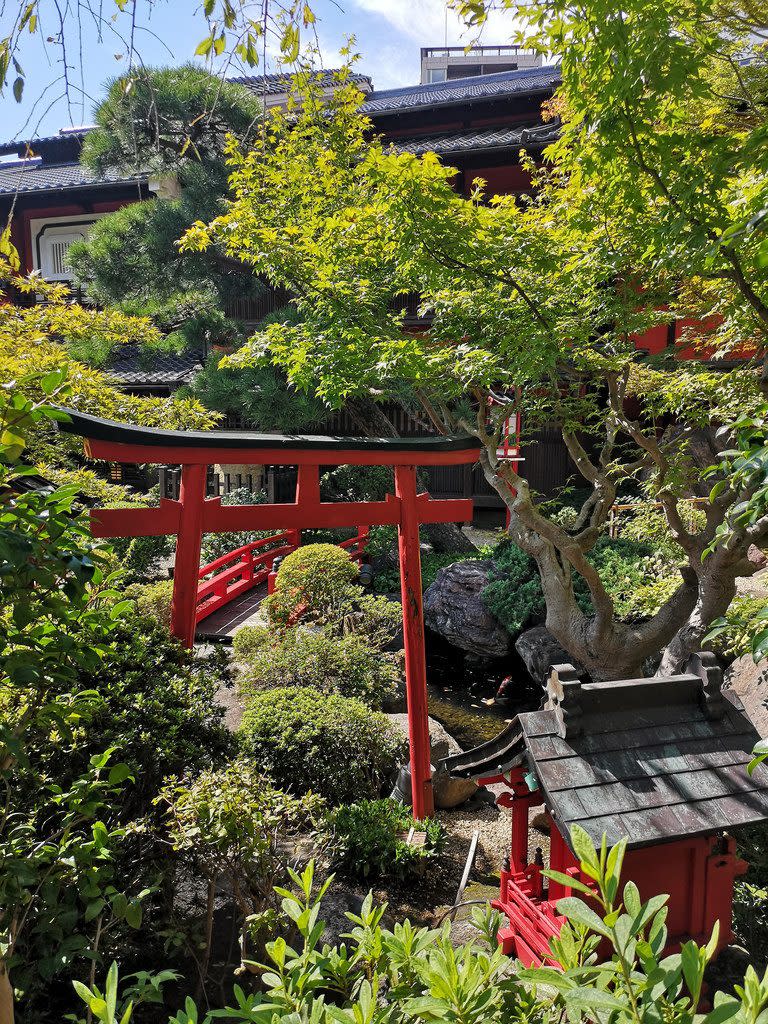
left=158, top=760, right=324, bottom=970
left=0, top=377, right=235, bottom=1019
left=521, top=822, right=747, bottom=1024
left=69, top=615, right=233, bottom=810
left=69, top=959, right=179, bottom=1024
left=83, top=830, right=768, bottom=1024
left=706, top=596, right=768, bottom=660
left=0, top=384, right=141, bottom=1014
left=238, top=687, right=404, bottom=805
left=730, top=826, right=768, bottom=970
left=326, top=798, right=443, bottom=880
left=264, top=543, right=360, bottom=628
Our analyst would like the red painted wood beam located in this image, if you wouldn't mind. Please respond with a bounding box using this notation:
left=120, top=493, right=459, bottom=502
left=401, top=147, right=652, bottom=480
left=395, top=464, right=434, bottom=820
left=296, top=464, right=321, bottom=504
left=90, top=497, right=181, bottom=537
left=171, top=464, right=207, bottom=648
left=81, top=438, right=480, bottom=467
left=90, top=494, right=474, bottom=538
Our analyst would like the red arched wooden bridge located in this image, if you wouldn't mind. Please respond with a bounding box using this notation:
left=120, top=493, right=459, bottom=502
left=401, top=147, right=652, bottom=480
left=57, top=409, right=482, bottom=818
left=194, top=527, right=370, bottom=639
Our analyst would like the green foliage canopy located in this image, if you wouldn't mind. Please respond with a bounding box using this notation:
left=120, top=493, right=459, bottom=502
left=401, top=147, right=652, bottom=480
left=181, top=20, right=768, bottom=678
left=69, top=65, right=269, bottom=357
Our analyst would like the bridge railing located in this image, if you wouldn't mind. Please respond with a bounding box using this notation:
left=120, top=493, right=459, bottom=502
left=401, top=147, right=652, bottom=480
left=499, top=875, right=563, bottom=967
left=195, top=526, right=371, bottom=624
left=196, top=532, right=297, bottom=623
left=338, top=526, right=370, bottom=563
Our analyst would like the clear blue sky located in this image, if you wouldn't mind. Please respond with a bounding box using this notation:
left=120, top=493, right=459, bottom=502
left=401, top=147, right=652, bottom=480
left=2, top=0, right=517, bottom=141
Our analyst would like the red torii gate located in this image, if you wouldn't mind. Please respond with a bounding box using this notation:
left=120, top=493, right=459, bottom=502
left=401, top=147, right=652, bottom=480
left=58, top=410, right=482, bottom=819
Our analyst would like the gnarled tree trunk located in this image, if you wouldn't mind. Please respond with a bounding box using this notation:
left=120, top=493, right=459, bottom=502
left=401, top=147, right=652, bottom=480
left=477, top=434, right=763, bottom=681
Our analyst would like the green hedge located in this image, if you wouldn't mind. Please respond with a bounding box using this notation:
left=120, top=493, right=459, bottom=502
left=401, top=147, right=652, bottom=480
left=238, top=687, right=405, bottom=805
left=235, top=624, right=399, bottom=708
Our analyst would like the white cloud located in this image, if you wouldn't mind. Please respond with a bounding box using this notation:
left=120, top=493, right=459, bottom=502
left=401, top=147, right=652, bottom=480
left=347, top=0, right=517, bottom=47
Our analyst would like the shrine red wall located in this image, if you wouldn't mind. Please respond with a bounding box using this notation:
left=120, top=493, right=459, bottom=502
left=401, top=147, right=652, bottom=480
left=547, top=824, right=745, bottom=955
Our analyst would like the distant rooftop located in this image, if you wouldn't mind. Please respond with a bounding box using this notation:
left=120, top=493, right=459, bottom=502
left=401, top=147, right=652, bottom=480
left=0, top=69, right=372, bottom=156
left=362, top=64, right=561, bottom=116
left=420, top=43, right=542, bottom=85
left=232, top=67, right=372, bottom=106
left=393, top=119, right=559, bottom=157
left=0, top=64, right=561, bottom=197
left=0, top=160, right=145, bottom=196
left=108, top=345, right=204, bottom=389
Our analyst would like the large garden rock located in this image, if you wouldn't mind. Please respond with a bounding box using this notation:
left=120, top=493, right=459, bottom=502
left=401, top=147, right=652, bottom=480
left=725, top=656, right=768, bottom=737
left=423, top=560, right=510, bottom=658
left=515, top=626, right=585, bottom=687
left=387, top=714, right=477, bottom=809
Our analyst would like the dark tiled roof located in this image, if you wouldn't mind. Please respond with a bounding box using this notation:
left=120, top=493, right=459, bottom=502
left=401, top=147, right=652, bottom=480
left=231, top=68, right=372, bottom=96
left=445, top=656, right=768, bottom=850
left=392, top=120, right=559, bottom=156
left=107, top=346, right=203, bottom=388
left=0, top=161, right=144, bottom=196
left=0, top=69, right=370, bottom=161
left=362, top=65, right=561, bottom=116
left=10, top=472, right=55, bottom=495
left=0, top=129, right=92, bottom=157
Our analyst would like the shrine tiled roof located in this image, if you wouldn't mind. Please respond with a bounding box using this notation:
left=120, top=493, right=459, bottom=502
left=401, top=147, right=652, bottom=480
left=392, top=119, right=560, bottom=156
left=107, top=346, right=204, bottom=388
left=0, top=160, right=144, bottom=195
left=444, top=655, right=768, bottom=851
left=361, top=65, right=561, bottom=116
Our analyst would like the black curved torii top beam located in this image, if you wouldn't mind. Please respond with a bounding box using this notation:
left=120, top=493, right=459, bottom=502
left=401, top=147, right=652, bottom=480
left=56, top=408, right=482, bottom=465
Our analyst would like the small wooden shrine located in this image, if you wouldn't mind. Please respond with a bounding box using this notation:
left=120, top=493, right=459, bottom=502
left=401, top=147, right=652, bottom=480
left=444, top=653, right=768, bottom=965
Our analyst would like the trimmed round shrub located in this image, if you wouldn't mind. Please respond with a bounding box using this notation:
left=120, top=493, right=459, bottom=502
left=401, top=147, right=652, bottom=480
left=238, top=687, right=404, bottom=805
left=234, top=594, right=402, bottom=708
left=237, top=626, right=399, bottom=708
left=266, top=543, right=359, bottom=627
left=327, top=798, right=444, bottom=880
left=232, top=624, right=272, bottom=660
left=125, top=578, right=174, bottom=628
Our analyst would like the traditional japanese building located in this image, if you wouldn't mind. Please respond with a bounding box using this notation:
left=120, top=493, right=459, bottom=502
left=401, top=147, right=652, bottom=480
left=444, top=654, right=768, bottom=964
left=0, top=62, right=562, bottom=509
left=0, top=64, right=560, bottom=295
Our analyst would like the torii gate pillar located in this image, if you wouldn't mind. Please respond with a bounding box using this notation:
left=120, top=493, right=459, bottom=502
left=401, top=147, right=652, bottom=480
left=395, top=465, right=433, bottom=818
left=171, top=464, right=207, bottom=648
